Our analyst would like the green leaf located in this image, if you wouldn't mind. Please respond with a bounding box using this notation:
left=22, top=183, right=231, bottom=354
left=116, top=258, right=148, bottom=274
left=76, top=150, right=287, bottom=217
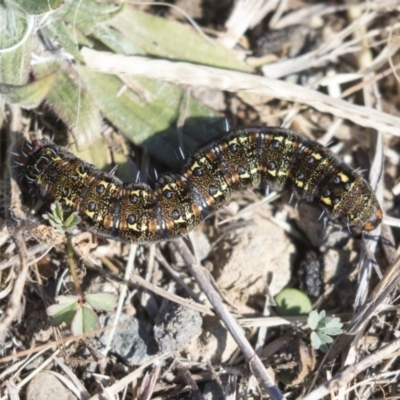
left=48, top=295, right=80, bottom=309
left=317, top=331, right=333, bottom=344
left=43, top=19, right=84, bottom=62
left=319, top=343, right=329, bottom=353
left=68, top=137, right=111, bottom=173
left=43, top=206, right=63, bottom=229
left=319, top=317, right=332, bottom=327
left=274, top=289, right=313, bottom=316
left=5, top=0, right=64, bottom=15
left=85, top=293, right=116, bottom=312
left=307, top=310, right=319, bottom=330
left=0, top=73, right=57, bottom=108
left=79, top=67, right=224, bottom=167
left=310, top=331, right=322, bottom=349
left=63, top=211, right=82, bottom=230
left=308, top=309, right=343, bottom=352
left=71, top=305, right=100, bottom=335
left=43, top=201, right=81, bottom=232
left=92, top=24, right=144, bottom=56
left=52, top=201, right=64, bottom=222
left=326, top=317, right=343, bottom=327
left=323, top=326, right=343, bottom=336
left=47, top=295, right=79, bottom=326
left=33, top=61, right=102, bottom=150
left=0, top=5, right=31, bottom=85
left=61, top=0, right=122, bottom=35
left=111, top=7, right=250, bottom=71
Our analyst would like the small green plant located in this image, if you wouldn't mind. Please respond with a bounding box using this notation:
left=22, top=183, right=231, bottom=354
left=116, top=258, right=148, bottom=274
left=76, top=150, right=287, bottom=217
left=47, top=293, right=116, bottom=335
left=42, top=201, right=81, bottom=232
left=43, top=202, right=116, bottom=334
left=308, top=310, right=343, bottom=352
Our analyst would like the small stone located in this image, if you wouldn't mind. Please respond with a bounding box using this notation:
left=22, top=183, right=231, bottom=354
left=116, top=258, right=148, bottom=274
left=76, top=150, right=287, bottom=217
left=212, top=213, right=294, bottom=303
left=26, top=371, right=76, bottom=400
left=99, top=314, right=157, bottom=365
left=185, top=316, right=239, bottom=363
left=154, top=303, right=202, bottom=353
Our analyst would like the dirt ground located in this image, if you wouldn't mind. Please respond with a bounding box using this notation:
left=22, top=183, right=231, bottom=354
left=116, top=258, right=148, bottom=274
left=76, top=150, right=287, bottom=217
left=1, top=1, right=400, bottom=399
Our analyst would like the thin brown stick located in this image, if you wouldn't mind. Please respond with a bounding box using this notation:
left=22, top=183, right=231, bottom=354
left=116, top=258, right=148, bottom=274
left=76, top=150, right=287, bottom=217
left=175, top=361, right=204, bottom=400
left=66, top=235, right=83, bottom=298
left=341, top=61, right=400, bottom=98
left=129, top=271, right=214, bottom=316
left=175, top=240, right=283, bottom=399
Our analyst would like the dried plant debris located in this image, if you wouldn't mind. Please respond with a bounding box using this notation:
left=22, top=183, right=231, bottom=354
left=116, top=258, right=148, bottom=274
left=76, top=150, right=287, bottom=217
left=298, top=251, right=324, bottom=298
left=1, top=1, right=400, bottom=399
left=253, top=25, right=322, bottom=59
left=262, top=333, right=317, bottom=387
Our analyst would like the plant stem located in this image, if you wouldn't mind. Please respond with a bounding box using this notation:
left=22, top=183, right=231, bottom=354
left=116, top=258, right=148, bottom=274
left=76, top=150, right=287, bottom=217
left=66, top=235, right=83, bottom=298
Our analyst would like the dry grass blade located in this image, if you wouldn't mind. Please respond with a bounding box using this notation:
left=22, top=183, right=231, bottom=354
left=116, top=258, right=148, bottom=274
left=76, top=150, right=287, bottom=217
left=348, top=255, right=400, bottom=335
left=89, top=254, right=213, bottom=315
left=156, top=250, right=202, bottom=302
left=0, top=235, right=29, bottom=336
left=5, top=380, right=19, bottom=400
left=88, top=352, right=171, bottom=400
left=221, top=0, right=277, bottom=48
left=53, top=357, right=91, bottom=399
left=353, top=82, right=384, bottom=316
left=101, top=244, right=137, bottom=356
left=0, top=325, right=121, bottom=366
left=81, top=48, right=400, bottom=137
left=0, top=243, right=54, bottom=271
left=139, top=365, right=161, bottom=400
left=47, top=370, right=90, bottom=400
left=128, top=271, right=213, bottom=316
left=303, top=337, right=400, bottom=400
left=315, top=255, right=400, bottom=386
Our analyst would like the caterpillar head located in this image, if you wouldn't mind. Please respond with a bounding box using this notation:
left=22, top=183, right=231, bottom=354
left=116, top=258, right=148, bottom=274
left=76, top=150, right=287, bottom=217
left=361, top=206, right=383, bottom=232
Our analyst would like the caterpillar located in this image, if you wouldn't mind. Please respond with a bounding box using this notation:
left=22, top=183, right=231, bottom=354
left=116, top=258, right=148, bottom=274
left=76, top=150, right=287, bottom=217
left=20, top=126, right=382, bottom=243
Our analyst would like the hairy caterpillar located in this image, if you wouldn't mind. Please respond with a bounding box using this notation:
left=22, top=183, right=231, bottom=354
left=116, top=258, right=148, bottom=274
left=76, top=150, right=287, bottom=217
left=20, top=127, right=382, bottom=243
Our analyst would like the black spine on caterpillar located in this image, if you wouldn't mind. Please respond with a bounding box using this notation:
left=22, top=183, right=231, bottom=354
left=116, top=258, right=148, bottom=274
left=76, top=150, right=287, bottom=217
left=20, top=127, right=382, bottom=243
